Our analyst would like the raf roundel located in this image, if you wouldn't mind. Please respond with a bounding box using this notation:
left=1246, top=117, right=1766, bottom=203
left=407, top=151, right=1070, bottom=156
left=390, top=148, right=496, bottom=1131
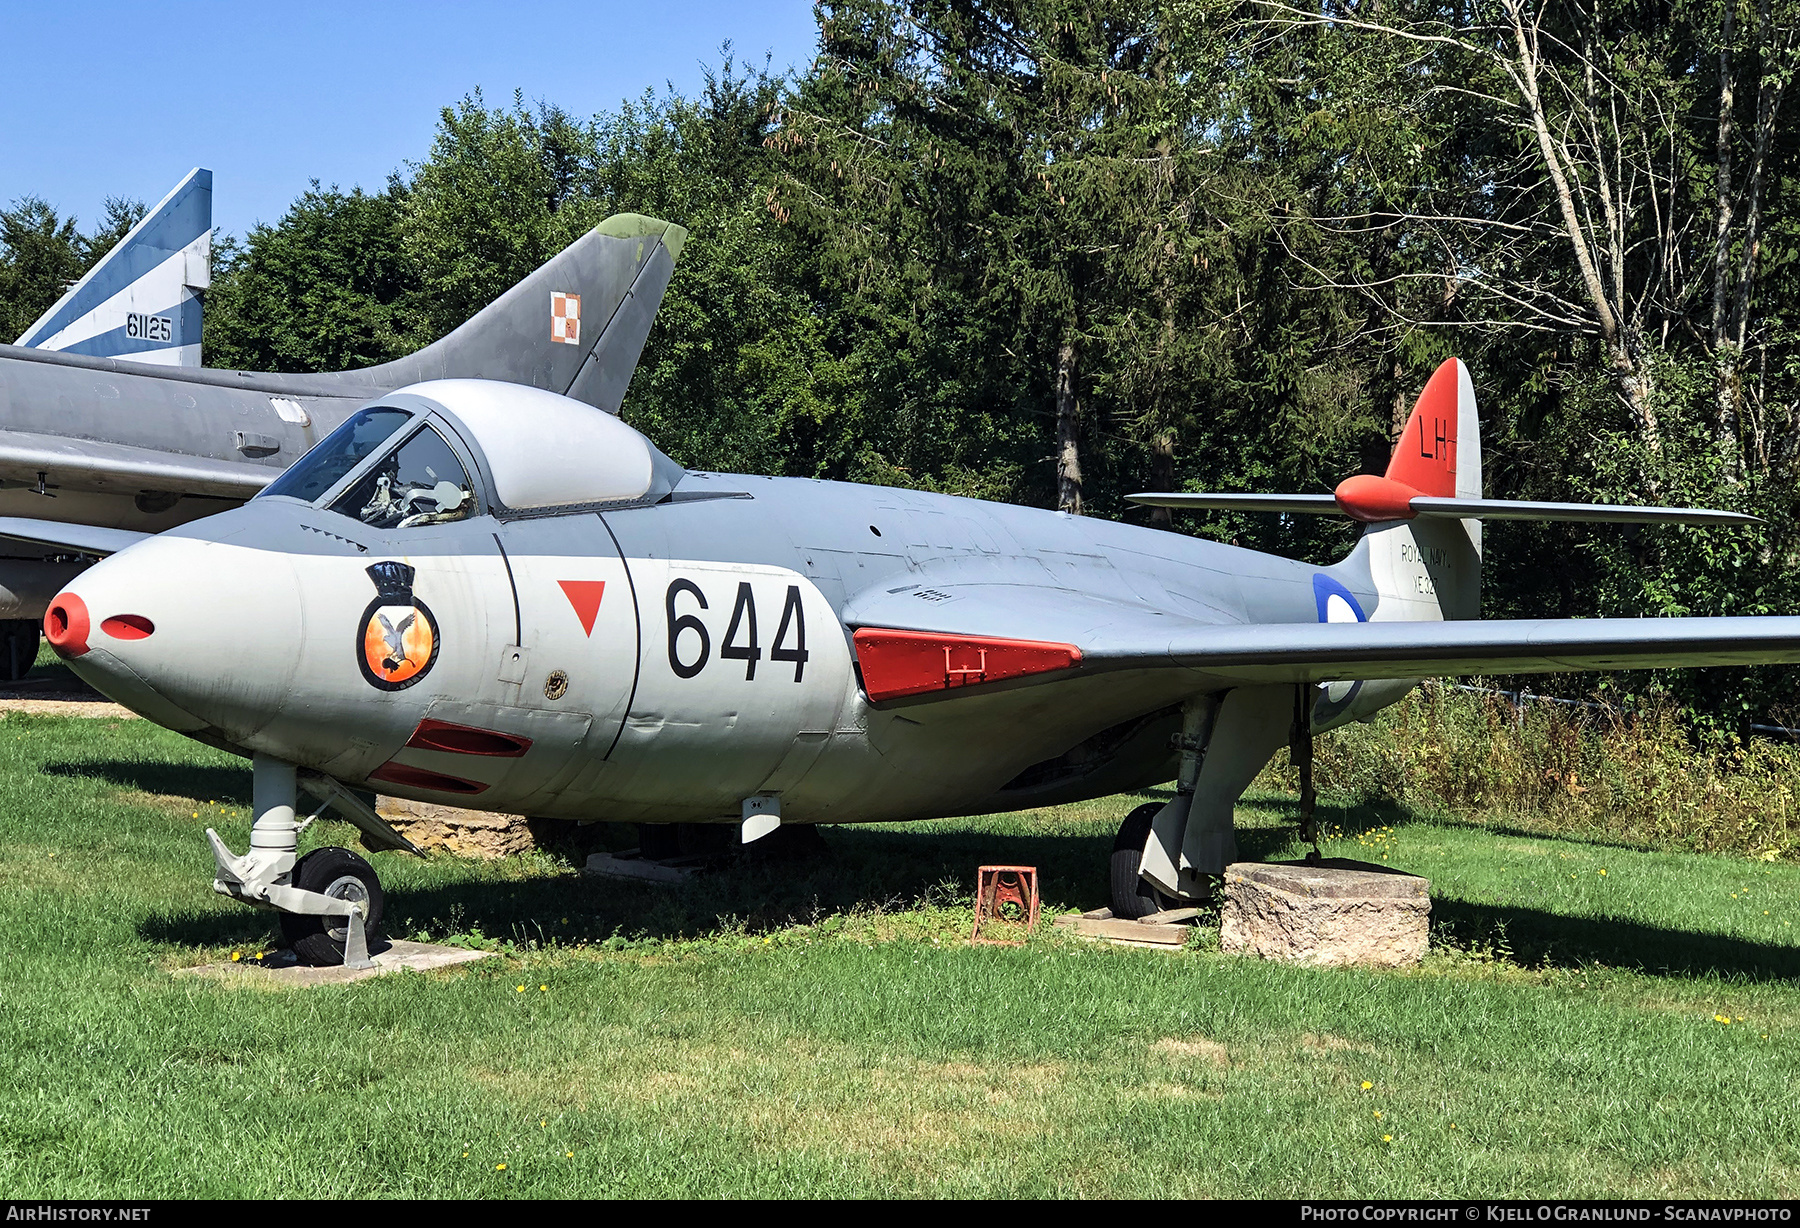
left=357, top=561, right=440, bottom=691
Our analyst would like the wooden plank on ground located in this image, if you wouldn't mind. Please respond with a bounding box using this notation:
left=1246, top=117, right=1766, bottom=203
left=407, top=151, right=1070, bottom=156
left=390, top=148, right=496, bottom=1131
left=1053, top=915, right=1189, bottom=946
left=1139, top=907, right=1203, bottom=925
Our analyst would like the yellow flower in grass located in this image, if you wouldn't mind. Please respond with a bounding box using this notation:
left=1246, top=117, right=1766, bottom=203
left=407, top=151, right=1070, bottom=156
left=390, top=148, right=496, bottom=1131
left=496, top=1163, right=506, bottom=1171
left=516, top=985, right=525, bottom=993
left=1360, top=1081, right=1373, bottom=1090
left=1382, top=1134, right=1393, bottom=1143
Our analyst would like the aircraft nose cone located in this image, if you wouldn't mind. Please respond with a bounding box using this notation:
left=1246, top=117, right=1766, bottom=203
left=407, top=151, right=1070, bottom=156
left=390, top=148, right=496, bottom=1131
left=44, top=592, right=91, bottom=657
left=57, top=535, right=303, bottom=738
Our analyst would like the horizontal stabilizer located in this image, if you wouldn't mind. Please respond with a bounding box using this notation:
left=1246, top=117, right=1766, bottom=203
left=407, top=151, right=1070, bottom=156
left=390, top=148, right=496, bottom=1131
left=1127, top=493, right=1338, bottom=514
left=1408, top=497, right=1756, bottom=525
left=1128, top=485, right=1756, bottom=526
left=0, top=518, right=150, bottom=556
left=1123, top=493, right=1339, bottom=511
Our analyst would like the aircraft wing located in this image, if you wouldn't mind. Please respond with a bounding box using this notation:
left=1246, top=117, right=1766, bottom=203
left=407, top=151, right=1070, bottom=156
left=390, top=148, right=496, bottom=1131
left=842, top=583, right=1800, bottom=702
left=0, top=428, right=274, bottom=499
left=0, top=517, right=149, bottom=555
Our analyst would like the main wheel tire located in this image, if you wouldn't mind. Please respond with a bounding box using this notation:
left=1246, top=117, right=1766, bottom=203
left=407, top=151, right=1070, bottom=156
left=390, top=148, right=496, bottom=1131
left=279, top=846, right=384, bottom=966
left=1109, top=802, right=1182, bottom=920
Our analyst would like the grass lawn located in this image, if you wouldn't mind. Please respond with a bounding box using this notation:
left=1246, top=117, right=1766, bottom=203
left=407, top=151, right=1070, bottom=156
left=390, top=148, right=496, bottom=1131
left=0, top=705, right=1796, bottom=1198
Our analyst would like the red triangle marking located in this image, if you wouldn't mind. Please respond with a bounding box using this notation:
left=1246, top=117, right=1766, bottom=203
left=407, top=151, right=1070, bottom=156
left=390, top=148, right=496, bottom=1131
left=557, top=580, right=606, bottom=637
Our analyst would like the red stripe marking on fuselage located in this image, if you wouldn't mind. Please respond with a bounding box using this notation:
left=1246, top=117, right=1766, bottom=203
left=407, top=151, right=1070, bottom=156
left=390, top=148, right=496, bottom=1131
left=405, top=718, right=533, bottom=758
left=369, top=761, right=489, bottom=795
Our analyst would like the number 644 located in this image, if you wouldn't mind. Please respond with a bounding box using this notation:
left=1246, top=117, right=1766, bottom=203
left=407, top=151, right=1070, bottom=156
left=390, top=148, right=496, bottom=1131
left=665, top=579, right=809, bottom=683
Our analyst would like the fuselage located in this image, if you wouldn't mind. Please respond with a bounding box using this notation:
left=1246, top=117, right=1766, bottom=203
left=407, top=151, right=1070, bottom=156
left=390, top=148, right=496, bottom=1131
left=54, top=465, right=1367, bottom=826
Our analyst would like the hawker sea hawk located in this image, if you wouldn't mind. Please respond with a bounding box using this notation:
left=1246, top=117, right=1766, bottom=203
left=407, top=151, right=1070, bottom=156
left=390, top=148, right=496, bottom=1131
left=25, top=215, right=1800, bottom=965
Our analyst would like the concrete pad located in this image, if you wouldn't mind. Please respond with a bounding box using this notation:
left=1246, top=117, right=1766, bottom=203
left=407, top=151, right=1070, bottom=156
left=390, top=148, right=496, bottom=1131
left=1220, top=859, right=1430, bottom=967
left=176, top=939, right=494, bottom=987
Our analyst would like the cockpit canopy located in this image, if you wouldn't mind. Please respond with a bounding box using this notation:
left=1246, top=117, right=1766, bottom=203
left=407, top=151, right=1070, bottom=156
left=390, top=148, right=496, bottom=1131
left=259, top=379, right=682, bottom=525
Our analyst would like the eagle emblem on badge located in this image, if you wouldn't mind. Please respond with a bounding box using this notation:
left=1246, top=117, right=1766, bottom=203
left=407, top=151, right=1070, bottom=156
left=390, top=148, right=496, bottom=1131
left=357, top=561, right=439, bottom=690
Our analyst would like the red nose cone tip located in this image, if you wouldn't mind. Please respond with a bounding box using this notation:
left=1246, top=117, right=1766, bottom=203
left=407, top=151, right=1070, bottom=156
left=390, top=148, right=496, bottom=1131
left=44, top=593, right=91, bottom=657
left=100, top=614, right=155, bottom=641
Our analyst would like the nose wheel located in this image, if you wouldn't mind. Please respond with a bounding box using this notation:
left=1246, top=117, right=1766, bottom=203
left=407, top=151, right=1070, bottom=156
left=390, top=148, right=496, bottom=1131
left=279, top=847, right=385, bottom=966
left=206, top=754, right=391, bottom=968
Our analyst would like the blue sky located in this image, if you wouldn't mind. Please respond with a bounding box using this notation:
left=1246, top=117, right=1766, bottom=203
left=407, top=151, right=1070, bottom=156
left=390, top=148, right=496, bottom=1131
left=1, top=1, right=819, bottom=240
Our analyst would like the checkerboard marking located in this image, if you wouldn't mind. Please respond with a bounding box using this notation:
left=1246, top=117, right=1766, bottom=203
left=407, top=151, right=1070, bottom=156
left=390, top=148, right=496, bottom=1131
left=551, top=292, right=581, bottom=345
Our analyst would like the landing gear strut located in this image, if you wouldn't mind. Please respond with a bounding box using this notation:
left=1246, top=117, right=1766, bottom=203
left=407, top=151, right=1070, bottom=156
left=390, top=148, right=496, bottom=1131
left=205, top=754, right=382, bottom=967
left=1291, top=684, right=1322, bottom=864
left=0, top=619, right=38, bottom=682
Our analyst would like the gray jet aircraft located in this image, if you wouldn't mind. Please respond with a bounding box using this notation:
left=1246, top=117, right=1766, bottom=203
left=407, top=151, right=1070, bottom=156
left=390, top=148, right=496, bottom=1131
left=0, top=212, right=686, bottom=676
left=28, top=214, right=1800, bottom=966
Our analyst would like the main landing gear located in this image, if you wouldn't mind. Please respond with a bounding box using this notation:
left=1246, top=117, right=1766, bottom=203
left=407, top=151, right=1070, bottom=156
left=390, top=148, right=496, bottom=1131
left=205, top=754, right=387, bottom=967
left=1107, top=683, right=1325, bottom=916
left=1289, top=683, right=1323, bottom=865
left=1109, top=803, right=1181, bottom=919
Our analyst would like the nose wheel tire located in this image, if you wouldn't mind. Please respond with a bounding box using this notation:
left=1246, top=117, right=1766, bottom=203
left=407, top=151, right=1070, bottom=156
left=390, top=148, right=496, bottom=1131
left=1109, top=802, right=1182, bottom=920
left=279, top=846, right=384, bottom=966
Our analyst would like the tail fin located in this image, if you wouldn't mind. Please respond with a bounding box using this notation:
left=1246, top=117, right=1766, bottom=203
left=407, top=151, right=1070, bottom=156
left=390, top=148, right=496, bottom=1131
left=1125, top=354, right=1752, bottom=614
left=1358, top=357, right=1483, bottom=620
left=15, top=168, right=212, bottom=367
left=329, top=214, right=687, bottom=415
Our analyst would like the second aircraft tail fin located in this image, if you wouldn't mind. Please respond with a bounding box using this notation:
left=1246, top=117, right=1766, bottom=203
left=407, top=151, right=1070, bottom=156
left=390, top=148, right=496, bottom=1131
left=334, top=214, right=687, bottom=415
left=15, top=168, right=212, bottom=367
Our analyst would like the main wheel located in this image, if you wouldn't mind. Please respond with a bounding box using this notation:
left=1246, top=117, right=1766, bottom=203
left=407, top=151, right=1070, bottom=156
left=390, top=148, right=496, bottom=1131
left=280, top=846, right=384, bottom=966
left=1110, top=802, right=1182, bottom=920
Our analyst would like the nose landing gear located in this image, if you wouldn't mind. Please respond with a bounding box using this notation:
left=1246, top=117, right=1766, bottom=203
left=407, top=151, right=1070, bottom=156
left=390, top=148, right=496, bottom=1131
left=279, top=847, right=386, bottom=967
left=205, top=754, right=384, bottom=968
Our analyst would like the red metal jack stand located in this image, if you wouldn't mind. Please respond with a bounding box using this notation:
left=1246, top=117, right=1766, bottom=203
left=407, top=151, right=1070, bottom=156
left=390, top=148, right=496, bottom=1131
left=971, top=865, right=1040, bottom=945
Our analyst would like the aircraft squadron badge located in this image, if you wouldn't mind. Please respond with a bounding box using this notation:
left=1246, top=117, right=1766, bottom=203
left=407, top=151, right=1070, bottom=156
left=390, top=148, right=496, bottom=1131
left=358, top=561, right=439, bottom=690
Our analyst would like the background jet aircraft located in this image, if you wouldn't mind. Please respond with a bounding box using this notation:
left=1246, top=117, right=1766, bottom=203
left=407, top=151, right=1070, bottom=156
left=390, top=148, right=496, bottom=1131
left=17, top=168, right=214, bottom=368
left=0, top=212, right=687, bottom=677
left=32, top=230, right=1800, bottom=964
